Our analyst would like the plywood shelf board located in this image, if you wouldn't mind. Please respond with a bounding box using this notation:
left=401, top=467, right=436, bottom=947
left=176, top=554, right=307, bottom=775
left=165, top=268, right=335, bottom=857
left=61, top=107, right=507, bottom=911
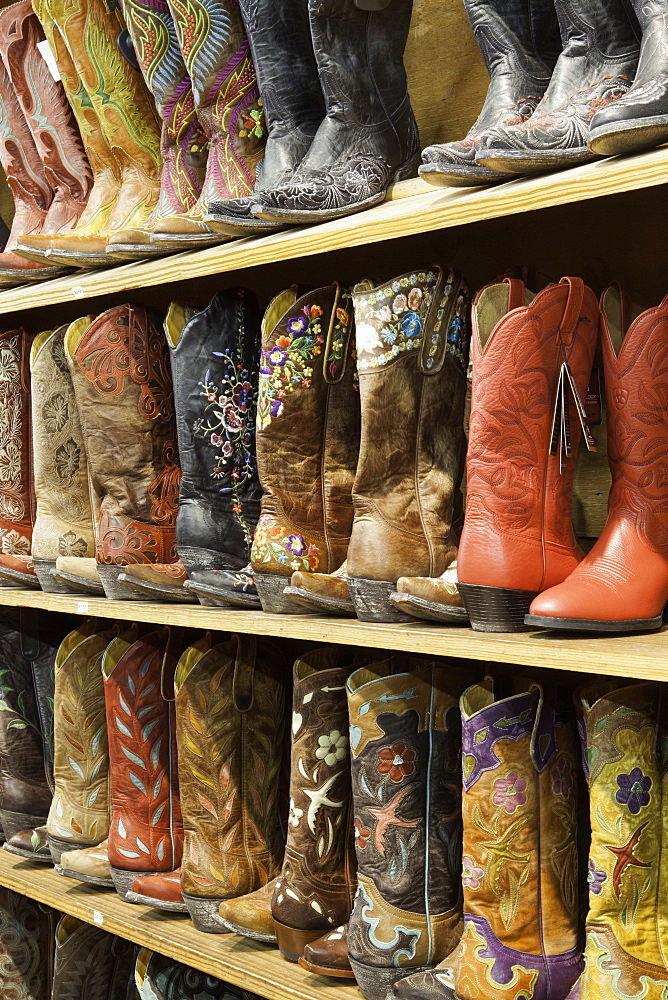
left=0, top=852, right=359, bottom=1000
left=0, top=587, right=666, bottom=681
left=0, top=146, right=667, bottom=316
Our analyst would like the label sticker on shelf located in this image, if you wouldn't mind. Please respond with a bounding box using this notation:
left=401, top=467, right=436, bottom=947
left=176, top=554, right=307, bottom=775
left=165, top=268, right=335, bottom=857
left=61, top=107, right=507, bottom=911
left=72, top=285, right=85, bottom=300
left=93, top=911, right=104, bottom=926
left=77, top=601, right=89, bottom=614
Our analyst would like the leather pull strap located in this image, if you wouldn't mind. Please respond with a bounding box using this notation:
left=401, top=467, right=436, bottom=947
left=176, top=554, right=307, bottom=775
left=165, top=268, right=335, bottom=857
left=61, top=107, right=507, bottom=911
left=419, top=266, right=463, bottom=375
left=504, top=277, right=525, bottom=313
left=558, top=276, right=586, bottom=337
left=233, top=634, right=257, bottom=712
left=323, top=283, right=353, bottom=384
left=19, top=609, right=40, bottom=660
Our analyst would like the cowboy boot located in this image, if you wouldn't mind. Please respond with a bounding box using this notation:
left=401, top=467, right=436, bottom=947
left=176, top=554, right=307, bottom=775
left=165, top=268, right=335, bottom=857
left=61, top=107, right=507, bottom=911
left=46, top=622, right=126, bottom=864
left=120, top=291, right=263, bottom=608
left=299, top=924, right=353, bottom=978
left=285, top=560, right=356, bottom=616
left=0, top=330, right=37, bottom=579
left=0, top=888, right=55, bottom=998
left=346, top=659, right=474, bottom=1000
left=51, top=916, right=137, bottom=1000
left=249, top=284, right=360, bottom=613
left=420, top=0, right=561, bottom=188
left=56, top=839, right=114, bottom=888
left=476, top=0, right=640, bottom=174
left=105, top=0, right=209, bottom=260
left=528, top=284, right=668, bottom=632
left=204, top=0, right=325, bottom=236
left=149, top=0, right=266, bottom=248
left=390, top=677, right=583, bottom=1000
left=104, top=628, right=185, bottom=901
left=251, top=0, right=419, bottom=225
left=456, top=277, right=598, bottom=631
left=135, top=949, right=262, bottom=1000
left=66, top=305, right=181, bottom=600
left=389, top=559, right=469, bottom=624
left=563, top=680, right=668, bottom=998
left=342, top=267, right=471, bottom=623
left=589, top=0, right=668, bottom=155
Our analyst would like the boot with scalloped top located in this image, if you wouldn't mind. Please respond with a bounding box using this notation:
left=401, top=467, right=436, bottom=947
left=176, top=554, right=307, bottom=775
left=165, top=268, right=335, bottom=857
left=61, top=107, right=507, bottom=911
left=51, top=915, right=137, bottom=1000
left=135, top=949, right=262, bottom=1000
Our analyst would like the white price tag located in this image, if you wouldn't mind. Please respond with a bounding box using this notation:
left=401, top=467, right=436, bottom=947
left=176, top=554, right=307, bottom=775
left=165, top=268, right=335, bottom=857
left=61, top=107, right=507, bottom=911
left=77, top=601, right=89, bottom=614
left=92, top=910, right=104, bottom=926
left=72, top=285, right=85, bottom=300
left=37, top=40, right=61, bottom=81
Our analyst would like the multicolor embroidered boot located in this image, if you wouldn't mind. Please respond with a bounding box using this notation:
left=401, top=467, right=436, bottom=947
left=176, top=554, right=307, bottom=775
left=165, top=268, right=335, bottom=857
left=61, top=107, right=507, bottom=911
left=66, top=305, right=181, bottom=600
left=135, top=949, right=262, bottom=1000
left=0, top=888, right=56, bottom=998
left=568, top=680, right=668, bottom=998
left=344, top=267, right=471, bottom=624
left=149, top=0, right=265, bottom=248
left=56, top=839, right=114, bottom=888
left=121, top=291, right=263, bottom=608
left=271, top=648, right=356, bottom=961
left=250, top=284, right=360, bottom=614
left=46, top=622, right=126, bottom=864
left=346, top=659, right=472, bottom=1000
left=390, top=677, right=582, bottom=1000
left=0, top=329, right=35, bottom=570
left=51, top=916, right=137, bottom=1000
left=204, top=0, right=324, bottom=237
left=104, top=628, right=185, bottom=901
left=105, top=0, right=209, bottom=260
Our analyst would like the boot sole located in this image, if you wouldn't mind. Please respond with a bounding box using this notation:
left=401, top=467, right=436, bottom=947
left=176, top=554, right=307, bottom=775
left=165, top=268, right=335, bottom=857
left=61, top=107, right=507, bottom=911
left=525, top=612, right=664, bottom=633
left=55, top=864, right=114, bottom=888
left=254, top=573, right=315, bottom=615
left=202, top=213, right=283, bottom=236
left=12, top=243, right=52, bottom=263
left=457, top=583, right=538, bottom=632
left=216, top=916, right=277, bottom=944
left=105, top=243, right=175, bottom=260
left=0, top=266, right=69, bottom=283
left=182, top=579, right=262, bottom=610
left=283, top=585, right=356, bottom=617
left=182, top=893, right=231, bottom=933
left=389, top=591, right=469, bottom=624
left=125, top=889, right=189, bottom=912
left=272, top=918, right=329, bottom=962
left=297, top=956, right=356, bottom=979
left=49, top=569, right=105, bottom=595
left=117, top=572, right=198, bottom=604
left=2, top=842, right=52, bottom=863
left=476, top=147, right=597, bottom=174
left=45, top=250, right=110, bottom=267
left=47, top=835, right=96, bottom=865
left=0, top=566, right=39, bottom=588
left=0, top=810, right=47, bottom=842
left=419, top=163, right=508, bottom=187
left=97, top=566, right=156, bottom=602
left=348, top=577, right=417, bottom=623
left=34, top=560, right=78, bottom=595
left=110, top=866, right=169, bottom=902
left=588, top=116, right=668, bottom=157
left=348, top=957, right=433, bottom=1000
left=148, top=232, right=227, bottom=249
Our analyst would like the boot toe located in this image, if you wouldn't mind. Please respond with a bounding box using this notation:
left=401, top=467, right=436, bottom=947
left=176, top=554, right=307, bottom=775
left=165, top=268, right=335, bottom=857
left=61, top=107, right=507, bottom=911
left=529, top=584, right=583, bottom=621
left=390, top=969, right=455, bottom=999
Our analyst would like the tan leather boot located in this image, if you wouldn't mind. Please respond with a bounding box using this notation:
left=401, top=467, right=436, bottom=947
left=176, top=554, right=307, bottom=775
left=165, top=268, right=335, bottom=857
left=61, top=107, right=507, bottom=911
left=389, top=559, right=470, bottom=624
left=0, top=330, right=36, bottom=567
left=56, top=839, right=114, bottom=887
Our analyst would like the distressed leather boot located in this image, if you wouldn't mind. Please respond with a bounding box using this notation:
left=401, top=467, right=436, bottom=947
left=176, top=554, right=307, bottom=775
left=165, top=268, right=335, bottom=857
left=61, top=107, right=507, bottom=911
left=0, top=329, right=36, bottom=577
left=204, top=0, right=324, bottom=237
left=389, top=559, right=469, bottom=624
left=420, top=0, right=561, bottom=188
left=457, top=277, right=598, bottom=631
left=56, top=839, right=114, bottom=888
left=271, top=648, right=356, bottom=961
left=0, top=888, right=56, bottom=998
left=104, top=628, right=185, bottom=901
left=252, top=0, right=418, bottom=225
left=105, top=0, right=209, bottom=260
left=391, top=677, right=582, bottom=1000
left=66, top=305, right=181, bottom=600
left=122, top=292, right=263, bottom=608
left=250, top=285, right=360, bottom=613
left=528, top=284, right=668, bottom=632
left=589, top=0, right=668, bottom=155
left=51, top=916, right=137, bottom=1000
left=46, top=622, right=125, bottom=863
left=477, top=0, right=639, bottom=173
left=347, top=659, right=474, bottom=1000
left=345, top=267, right=471, bottom=624
left=135, top=949, right=262, bottom=1000
left=149, top=0, right=265, bottom=249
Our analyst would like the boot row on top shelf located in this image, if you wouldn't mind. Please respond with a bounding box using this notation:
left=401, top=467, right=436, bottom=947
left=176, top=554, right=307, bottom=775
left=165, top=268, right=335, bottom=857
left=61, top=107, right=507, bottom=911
left=0, top=0, right=666, bottom=285
left=1, top=267, right=667, bottom=635
left=2, top=615, right=667, bottom=999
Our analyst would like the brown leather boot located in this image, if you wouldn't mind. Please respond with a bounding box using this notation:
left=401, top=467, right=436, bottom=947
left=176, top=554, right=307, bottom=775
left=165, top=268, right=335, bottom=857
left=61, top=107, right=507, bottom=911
left=0, top=329, right=36, bottom=572
left=457, top=277, right=598, bottom=631
left=299, top=924, right=353, bottom=979
left=345, top=266, right=471, bottom=623
left=66, top=305, right=181, bottom=600
left=271, top=647, right=356, bottom=962
left=0, top=888, right=55, bottom=997
left=52, top=916, right=137, bottom=1000
left=250, top=285, right=360, bottom=613
left=389, top=559, right=470, bottom=624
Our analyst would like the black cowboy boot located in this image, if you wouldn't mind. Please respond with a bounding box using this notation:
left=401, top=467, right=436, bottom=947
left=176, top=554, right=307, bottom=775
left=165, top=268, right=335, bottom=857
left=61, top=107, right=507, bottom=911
left=588, top=0, right=668, bottom=155
left=477, top=0, right=640, bottom=173
left=420, top=0, right=561, bottom=188
left=204, top=0, right=325, bottom=236
left=251, top=0, right=418, bottom=224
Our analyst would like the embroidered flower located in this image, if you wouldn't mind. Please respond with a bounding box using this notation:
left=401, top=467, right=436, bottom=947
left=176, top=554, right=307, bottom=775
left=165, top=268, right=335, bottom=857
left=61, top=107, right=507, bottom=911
left=355, top=322, right=382, bottom=353
left=401, top=312, right=422, bottom=338
left=407, top=287, right=423, bottom=310
left=287, top=534, right=307, bottom=556
left=377, top=742, right=416, bottom=782
left=223, top=407, right=243, bottom=432
left=378, top=305, right=392, bottom=323
left=552, top=755, right=573, bottom=798
left=287, top=316, right=309, bottom=335
left=42, top=392, right=69, bottom=434
left=462, top=855, right=484, bottom=890
left=492, top=772, right=527, bottom=814
left=616, top=768, right=651, bottom=814
left=1, top=529, right=30, bottom=555
left=232, top=381, right=252, bottom=414
left=270, top=399, right=284, bottom=418
left=221, top=441, right=233, bottom=457
left=336, top=308, right=350, bottom=325
left=267, top=347, right=287, bottom=366
left=54, top=439, right=81, bottom=479
left=355, top=817, right=371, bottom=849
left=310, top=305, right=323, bottom=318
left=211, top=433, right=223, bottom=446
left=239, top=106, right=265, bottom=139
left=393, top=293, right=407, bottom=314
left=381, top=326, right=397, bottom=345
left=0, top=347, right=19, bottom=383
left=58, top=530, right=88, bottom=558
left=588, top=858, right=607, bottom=895
left=288, top=798, right=303, bottom=828
left=316, top=730, right=348, bottom=766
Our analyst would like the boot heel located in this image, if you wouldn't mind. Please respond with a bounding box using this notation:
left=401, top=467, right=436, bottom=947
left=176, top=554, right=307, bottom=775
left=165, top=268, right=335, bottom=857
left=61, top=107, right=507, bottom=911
left=348, top=957, right=433, bottom=1000
left=110, top=866, right=164, bottom=902
left=97, top=566, right=154, bottom=602
left=182, top=893, right=230, bottom=933
left=47, top=834, right=93, bottom=865
left=392, top=151, right=421, bottom=183
left=254, top=573, right=314, bottom=614
left=183, top=580, right=262, bottom=610
left=348, top=577, right=416, bottom=623
left=272, top=919, right=325, bottom=962
left=0, top=809, right=47, bottom=842
left=457, top=583, right=538, bottom=632
left=33, top=560, right=74, bottom=594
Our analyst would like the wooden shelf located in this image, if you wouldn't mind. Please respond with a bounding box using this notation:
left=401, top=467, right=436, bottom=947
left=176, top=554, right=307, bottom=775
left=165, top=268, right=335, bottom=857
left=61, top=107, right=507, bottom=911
left=1, top=585, right=667, bottom=681
left=0, top=145, right=666, bottom=315
left=0, top=851, right=359, bottom=1000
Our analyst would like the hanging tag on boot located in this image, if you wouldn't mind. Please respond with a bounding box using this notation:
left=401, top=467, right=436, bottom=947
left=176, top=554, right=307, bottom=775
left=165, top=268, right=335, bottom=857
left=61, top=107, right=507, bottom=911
left=550, top=362, right=597, bottom=470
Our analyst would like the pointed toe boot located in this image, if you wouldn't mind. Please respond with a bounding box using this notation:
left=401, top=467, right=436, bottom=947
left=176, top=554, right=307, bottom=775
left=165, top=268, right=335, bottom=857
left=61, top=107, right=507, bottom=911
left=284, top=562, right=355, bottom=616
left=217, top=878, right=278, bottom=942
left=118, top=561, right=198, bottom=604
left=3, top=823, right=51, bottom=862
left=56, top=839, right=114, bottom=887
left=299, top=924, right=354, bottom=979
left=389, top=559, right=469, bottom=624
left=51, top=555, right=105, bottom=596
left=127, top=868, right=187, bottom=911
left=456, top=277, right=598, bottom=631
left=420, top=0, right=560, bottom=188
left=528, top=284, right=668, bottom=632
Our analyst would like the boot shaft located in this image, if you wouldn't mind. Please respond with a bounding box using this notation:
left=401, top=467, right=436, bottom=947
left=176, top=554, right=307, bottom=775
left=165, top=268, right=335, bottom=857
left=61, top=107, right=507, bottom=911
left=464, top=0, right=561, bottom=70
left=0, top=889, right=55, bottom=997
left=52, top=915, right=137, bottom=1000
left=0, top=329, right=35, bottom=555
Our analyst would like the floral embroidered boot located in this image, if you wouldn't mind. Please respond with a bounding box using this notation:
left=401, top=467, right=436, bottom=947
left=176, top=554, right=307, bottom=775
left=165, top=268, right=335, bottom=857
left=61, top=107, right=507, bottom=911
left=567, top=680, right=668, bottom=997
left=122, top=292, right=263, bottom=608
left=345, top=267, right=471, bottom=623
left=0, top=888, right=56, bottom=997
left=104, top=628, right=185, bottom=901
left=135, top=949, right=262, bottom=1000
left=346, top=659, right=474, bottom=1000
left=51, top=916, right=137, bottom=1000
left=271, top=648, right=356, bottom=961
left=56, top=839, right=114, bottom=888
left=0, top=329, right=36, bottom=576
left=250, top=284, right=360, bottom=614
left=390, top=676, right=582, bottom=1000
left=66, top=305, right=181, bottom=601
left=46, top=622, right=127, bottom=863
